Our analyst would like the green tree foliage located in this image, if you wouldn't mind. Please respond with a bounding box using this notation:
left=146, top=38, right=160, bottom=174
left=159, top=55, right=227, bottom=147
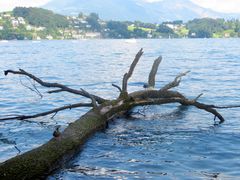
left=1, top=7, right=240, bottom=40
left=86, top=13, right=101, bottom=31
left=187, top=18, right=225, bottom=38
left=133, top=21, right=156, bottom=29
left=172, top=20, right=183, bottom=25
left=157, top=24, right=174, bottom=34
left=0, top=28, right=26, bottom=40
left=13, top=7, right=69, bottom=28
left=106, top=21, right=130, bottom=38
left=78, top=12, right=84, bottom=19
left=132, top=28, right=148, bottom=38
left=156, top=24, right=178, bottom=38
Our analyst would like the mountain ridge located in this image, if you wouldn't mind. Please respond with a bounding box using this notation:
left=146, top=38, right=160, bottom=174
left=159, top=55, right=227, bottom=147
left=43, top=0, right=240, bottom=22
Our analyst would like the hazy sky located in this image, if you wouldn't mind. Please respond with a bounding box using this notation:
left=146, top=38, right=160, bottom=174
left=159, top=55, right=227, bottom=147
left=0, top=0, right=50, bottom=12
left=0, top=0, right=240, bottom=13
left=191, top=0, right=240, bottom=13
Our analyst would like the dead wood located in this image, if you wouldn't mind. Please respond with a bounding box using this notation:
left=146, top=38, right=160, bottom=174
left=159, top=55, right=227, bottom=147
left=160, top=70, right=190, bottom=91
left=0, top=102, right=92, bottom=121
left=4, top=69, right=106, bottom=104
left=121, top=48, right=143, bottom=95
left=147, top=56, right=162, bottom=88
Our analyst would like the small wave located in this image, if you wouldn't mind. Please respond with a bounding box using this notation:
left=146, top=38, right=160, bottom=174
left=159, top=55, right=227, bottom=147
left=67, top=165, right=138, bottom=177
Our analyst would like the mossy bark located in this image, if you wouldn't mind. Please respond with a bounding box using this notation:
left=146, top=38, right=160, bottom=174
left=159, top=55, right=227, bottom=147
left=0, top=99, right=133, bottom=179
left=0, top=50, right=227, bottom=179
left=0, top=89, right=225, bottom=179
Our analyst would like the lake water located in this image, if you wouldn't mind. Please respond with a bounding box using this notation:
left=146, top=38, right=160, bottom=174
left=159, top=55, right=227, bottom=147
left=0, top=39, right=240, bottom=179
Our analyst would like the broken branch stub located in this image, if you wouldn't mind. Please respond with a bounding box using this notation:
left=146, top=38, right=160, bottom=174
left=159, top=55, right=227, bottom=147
left=147, top=56, right=162, bottom=88
left=112, top=83, right=122, bottom=93
left=121, top=48, right=143, bottom=95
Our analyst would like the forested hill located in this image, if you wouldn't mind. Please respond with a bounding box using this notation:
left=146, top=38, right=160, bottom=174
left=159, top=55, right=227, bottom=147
left=13, top=7, right=69, bottom=28
left=0, top=7, right=240, bottom=40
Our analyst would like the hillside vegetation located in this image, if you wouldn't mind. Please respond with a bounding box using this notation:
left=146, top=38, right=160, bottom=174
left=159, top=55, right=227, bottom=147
left=13, top=7, right=69, bottom=28
left=0, top=7, right=240, bottom=40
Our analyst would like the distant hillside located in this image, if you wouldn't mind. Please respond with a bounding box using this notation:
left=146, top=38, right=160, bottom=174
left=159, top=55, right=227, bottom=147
left=43, top=0, right=240, bottom=22
left=44, top=0, right=150, bottom=21
left=13, top=7, right=69, bottom=28
left=1, top=7, right=240, bottom=40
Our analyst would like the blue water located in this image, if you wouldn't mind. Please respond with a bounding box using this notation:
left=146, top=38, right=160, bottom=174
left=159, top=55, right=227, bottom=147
left=0, top=39, right=240, bottom=179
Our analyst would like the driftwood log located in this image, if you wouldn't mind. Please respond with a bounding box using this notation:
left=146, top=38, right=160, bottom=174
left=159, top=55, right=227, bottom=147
left=0, top=49, right=238, bottom=179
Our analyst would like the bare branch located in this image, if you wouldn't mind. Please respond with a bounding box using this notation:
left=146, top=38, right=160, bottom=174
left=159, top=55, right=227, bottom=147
left=0, top=102, right=93, bottom=121
left=209, top=105, right=240, bottom=109
left=190, top=101, right=225, bottom=123
left=160, top=70, right=190, bottom=91
left=148, top=56, right=162, bottom=88
left=80, top=88, right=98, bottom=109
left=4, top=69, right=106, bottom=104
left=132, top=96, right=225, bottom=123
left=193, top=93, right=203, bottom=102
left=47, top=89, right=63, bottom=94
left=112, top=83, right=122, bottom=93
left=122, top=48, right=144, bottom=93
left=190, top=94, right=240, bottom=109
left=19, top=76, right=43, bottom=98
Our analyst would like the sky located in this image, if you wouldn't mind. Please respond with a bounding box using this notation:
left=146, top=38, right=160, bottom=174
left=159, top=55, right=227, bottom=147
left=191, top=0, right=240, bottom=13
left=0, top=0, right=240, bottom=13
left=0, top=0, right=51, bottom=12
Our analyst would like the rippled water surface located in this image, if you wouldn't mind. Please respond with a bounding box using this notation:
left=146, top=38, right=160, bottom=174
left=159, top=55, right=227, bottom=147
left=0, top=39, right=240, bottom=179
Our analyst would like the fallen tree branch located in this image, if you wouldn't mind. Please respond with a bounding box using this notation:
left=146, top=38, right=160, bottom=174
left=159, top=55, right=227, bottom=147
left=4, top=69, right=106, bottom=104
left=1, top=49, right=239, bottom=179
left=0, top=102, right=92, bottom=121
